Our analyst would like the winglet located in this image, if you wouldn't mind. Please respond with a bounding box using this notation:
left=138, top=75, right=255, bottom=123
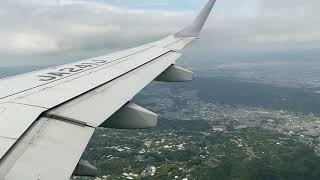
left=175, top=0, right=217, bottom=37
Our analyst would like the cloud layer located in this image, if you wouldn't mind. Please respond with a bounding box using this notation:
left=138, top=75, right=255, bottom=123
left=0, top=0, right=187, bottom=54
left=0, top=0, right=319, bottom=66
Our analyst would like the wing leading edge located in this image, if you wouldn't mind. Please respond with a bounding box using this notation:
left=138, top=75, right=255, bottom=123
left=0, top=0, right=217, bottom=179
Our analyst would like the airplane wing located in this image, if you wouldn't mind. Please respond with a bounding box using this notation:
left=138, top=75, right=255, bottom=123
left=0, top=0, right=217, bottom=179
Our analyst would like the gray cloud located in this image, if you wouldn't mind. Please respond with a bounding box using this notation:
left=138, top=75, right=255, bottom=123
left=0, top=1, right=186, bottom=52
left=207, top=0, right=320, bottom=48
left=0, top=0, right=319, bottom=66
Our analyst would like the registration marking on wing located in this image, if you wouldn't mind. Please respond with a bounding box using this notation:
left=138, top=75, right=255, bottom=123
left=37, top=60, right=108, bottom=82
left=0, top=45, right=155, bottom=100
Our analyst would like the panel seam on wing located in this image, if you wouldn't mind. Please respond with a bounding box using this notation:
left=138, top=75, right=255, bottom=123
left=43, top=113, right=94, bottom=128
left=7, top=102, right=48, bottom=109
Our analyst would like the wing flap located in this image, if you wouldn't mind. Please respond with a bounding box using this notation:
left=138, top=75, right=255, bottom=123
left=0, top=103, right=47, bottom=160
left=0, top=138, right=15, bottom=159
left=0, top=117, right=94, bottom=180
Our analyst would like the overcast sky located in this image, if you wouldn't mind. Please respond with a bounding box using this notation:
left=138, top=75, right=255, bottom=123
left=0, top=0, right=319, bottom=67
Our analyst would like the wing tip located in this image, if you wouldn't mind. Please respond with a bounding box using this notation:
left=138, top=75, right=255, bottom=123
left=175, top=0, right=217, bottom=37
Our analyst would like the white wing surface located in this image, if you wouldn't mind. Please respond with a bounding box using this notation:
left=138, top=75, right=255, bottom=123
left=0, top=0, right=217, bottom=179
